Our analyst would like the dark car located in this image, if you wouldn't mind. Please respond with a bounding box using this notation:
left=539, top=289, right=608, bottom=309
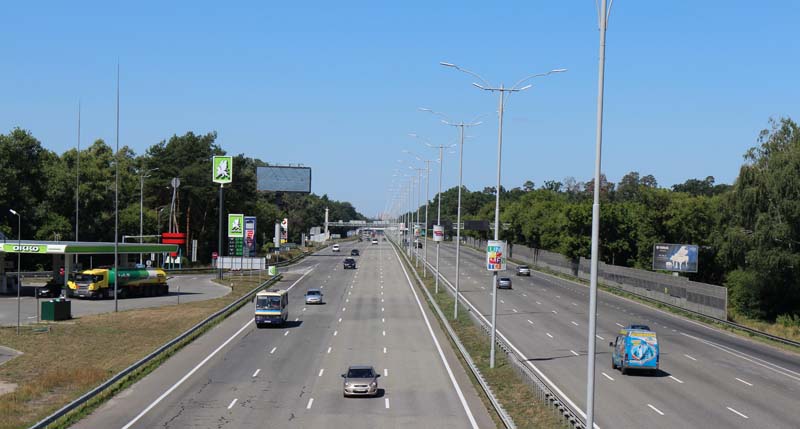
left=343, top=258, right=357, bottom=269
left=351, top=249, right=360, bottom=256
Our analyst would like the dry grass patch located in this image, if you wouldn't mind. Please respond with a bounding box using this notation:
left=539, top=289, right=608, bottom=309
left=0, top=274, right=268, bottom=429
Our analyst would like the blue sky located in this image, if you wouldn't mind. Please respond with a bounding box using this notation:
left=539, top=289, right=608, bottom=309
left=2, top=1, right=798, bottom=218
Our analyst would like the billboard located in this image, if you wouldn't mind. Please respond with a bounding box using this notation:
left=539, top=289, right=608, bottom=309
left=245, top=216, right=257, bottom=257
left=257, top=166, right=312, bottom=193
left=213, top=156, right=233, bottom=184
left=652, top=243, right=698, bottom=273
left=228, top=214, right=244, bottom=238
left=465, top=220, right=490, bottom=231
left=433, top=225, right=444, bottom=242
left=486, top=240, right=507, bottom=271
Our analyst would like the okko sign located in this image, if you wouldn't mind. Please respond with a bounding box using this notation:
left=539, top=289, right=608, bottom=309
left=433, top=225, right=444, bottom=242
left=213, top=156, right=233, bottom=184
left=228, top=214, right=244, bottom=238
left=486, top=240, right=507, bottom=271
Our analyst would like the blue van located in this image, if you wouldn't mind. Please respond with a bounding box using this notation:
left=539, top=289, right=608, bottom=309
left=610, top=325, right=660, bottom=375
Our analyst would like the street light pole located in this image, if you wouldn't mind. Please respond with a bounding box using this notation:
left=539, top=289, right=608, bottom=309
left=10, top=209, right=20, bottom=335
left=114, top=62, right=120, bottom=312
left=586, top=1, right=612, bottom=427
left=441, top=61, right=566, bottom=368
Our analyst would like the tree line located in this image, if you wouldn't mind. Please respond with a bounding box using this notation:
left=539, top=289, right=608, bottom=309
left=406, top=118, right=799, bottom=322
left=0, top=129, right=364, bottom=266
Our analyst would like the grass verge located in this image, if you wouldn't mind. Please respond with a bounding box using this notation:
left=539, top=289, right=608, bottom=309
left=0, top=272, right=275, bottom=429
left=396, top=247, right=568, bottom=428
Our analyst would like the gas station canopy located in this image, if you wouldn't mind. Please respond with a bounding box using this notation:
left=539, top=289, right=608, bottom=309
left=1, top=240, right=179, bottom=255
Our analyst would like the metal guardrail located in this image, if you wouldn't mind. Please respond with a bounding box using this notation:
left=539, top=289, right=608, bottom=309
left=29, top=274, right=282, bottom=429
left=458, top=241, right=800, bottom=350
left=392, top=239, right=516, bottom=429
left=399, top=239, right=585, bottom=428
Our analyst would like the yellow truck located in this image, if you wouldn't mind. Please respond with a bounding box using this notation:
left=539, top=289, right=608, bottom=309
left=68, top=267, right=168, bottom=299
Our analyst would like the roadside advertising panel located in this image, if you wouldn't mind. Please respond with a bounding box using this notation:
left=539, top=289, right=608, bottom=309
left=245, top=216, right=257, bottom=257
left=433, top=225, right=444, bottom=242
left=652, top=243, right=698, bottom=273
left=486, top=240, right=506, bottom=271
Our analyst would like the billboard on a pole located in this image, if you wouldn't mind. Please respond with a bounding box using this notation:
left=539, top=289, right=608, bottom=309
left=486, top=240, right=506, bottom=271
left=652, top=243, right=698, bottom=273
left=433, top=225, right=444, bottom=242
left=213, top=156, right=233, bottom=184
left=228, top=214, right=244, bottom=238
left=245, top=216, right=257, bottom=257
left=257, top=166, right=311, bottom=193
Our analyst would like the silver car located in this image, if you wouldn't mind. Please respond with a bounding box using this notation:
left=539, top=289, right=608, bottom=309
left=305, top=288, right=323, bottom=304
left=516, top=265, right=531, bottom=276
left=497, top=277, right=512, bottom=289
left=342, top=365, right=380, bottom=397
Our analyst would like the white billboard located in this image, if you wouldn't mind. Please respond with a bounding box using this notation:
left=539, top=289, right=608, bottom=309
left=486, top=240, right=506, bottom=271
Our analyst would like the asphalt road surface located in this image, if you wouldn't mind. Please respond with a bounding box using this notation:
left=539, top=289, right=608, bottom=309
left=0, top=274, right=231, bottom=327
left=72, top=240, right=494, bottom=429
left=412, top=240, right=800, bottom=429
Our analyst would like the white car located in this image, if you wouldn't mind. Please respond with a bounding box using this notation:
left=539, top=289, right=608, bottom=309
left=332, top=244, right=340, bottom=252
left=371, top=239, right=378, bottom=245
left=305, top=288, right=323, bottom=304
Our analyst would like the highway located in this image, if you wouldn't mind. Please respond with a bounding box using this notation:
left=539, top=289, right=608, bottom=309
left=414, top=240, right=800, bottom=429
left=72, top=240, right=493, bottom=429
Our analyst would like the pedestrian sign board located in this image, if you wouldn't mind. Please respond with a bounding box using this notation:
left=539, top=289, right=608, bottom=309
left=486, top=240, right=506, bottom=271
left=228, top=214, right=244, bottom=238
left=213, top=156, right=233, bottom=184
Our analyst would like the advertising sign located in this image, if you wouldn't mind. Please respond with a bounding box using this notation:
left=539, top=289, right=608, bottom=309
left=486, top=240, right=507, bottom=271
left=257, top=166, right=312, bottom=193
left=228, top=214, right=244, bottom=238
left=245, top=216, right=257, bottom=257
left=2, top=244, right=47, bottom=254
left=414, top=225, right=420, bottom=237
left=280, top=218, right=288, bottom=243
left=433, top=225, right=444, bottom=242
left=213, top=156, right=233, bottom=184
left=652, top=243, right=698, bottom=273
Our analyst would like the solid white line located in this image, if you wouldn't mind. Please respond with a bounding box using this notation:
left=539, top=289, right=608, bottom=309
left=735, top=377, right=753, bottom=386
left=727, top=406, right=748, bottom=419
left=546, top=333, right=554, bottom=338
left=681, top=332, right=800, bottom=382
left=318, top=368, right=324, bottom=377
left=601, top=372, right=614, bottom=381
left=669, top=375, right=684, bottom=384
left=647, top=404, right=664, bottom=416
left=227, top=398, right=238, bottom=410
left=571, top=321, right=579, bottom=326
left=121, top=318, right=254, bottom=429
left=385, top=398, right=390, bottom=409
left=570, top=350, right=579, bottom=356
left=391, top=244, right=478, bottom=428
left=684, top=354, right=697, bottom=361
left=252, top=369, right=260, bottom=377
left=327, top=346, right=332, bottom=354
left=270, top=347, right=277, bottom=354
left=306, top=398, right=314, bottom=409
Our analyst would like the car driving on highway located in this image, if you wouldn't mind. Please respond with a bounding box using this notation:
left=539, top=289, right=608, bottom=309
left=610, top=326, right=660, bottom=375
left=515, top=265, right=531, bottom=276
left=332, top=244, right=340, bottom=252
left=497, top=277, right=512, bottom=289
left=341, top=365, right=380, bottom=397
left=343, top=258, right=357, bottom=269
left=304, top=288, right=323, bottom=305
left=372, top=238, right=378, bottom=245
left=350, top=249, right=360, bottom=256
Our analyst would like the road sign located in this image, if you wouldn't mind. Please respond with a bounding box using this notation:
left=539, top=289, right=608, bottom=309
left=213, top=156, right=233, bottom=184
left=486, top=240, right=506, bottom=271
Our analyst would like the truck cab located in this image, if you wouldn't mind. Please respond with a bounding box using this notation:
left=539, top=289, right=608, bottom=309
left=610, top=326, right=659, bottom=375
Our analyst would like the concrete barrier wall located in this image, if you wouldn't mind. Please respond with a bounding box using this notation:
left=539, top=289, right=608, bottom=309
left=465, top=237, right=727, bottom=319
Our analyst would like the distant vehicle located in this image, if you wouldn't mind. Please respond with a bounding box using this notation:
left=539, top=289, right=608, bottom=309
left=497, top=277, right=512, bottom=289
left=610, top=326, right=660, bottom=375
left=305, top=288, right=323, bottom=305
left=67, top=267, right=168, bottom=299
left=414, top=239, right=423, bottom=248
left=516, top=265, right=531, bottom=276
left=343, top=258, right=357, bottom=269
left=351, top=249, right=360, bottom=256
left=254, top=289, right=288, bottom=328
left=341, top=365, right=380, bottom=397
left=332, top=244, right=340, bottom=252
left=372, top=239, right=378, bottom=245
